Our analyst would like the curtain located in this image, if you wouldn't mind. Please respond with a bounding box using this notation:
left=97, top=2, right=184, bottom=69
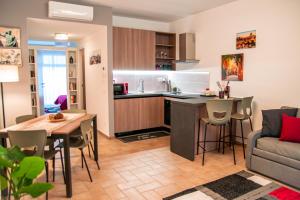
left=37, top=50, right=67, bottom=105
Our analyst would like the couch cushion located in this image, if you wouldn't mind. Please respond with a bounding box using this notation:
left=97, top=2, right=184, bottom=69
left=280, top=114, right=300, bottom=143
left=261, top=108, right=298, bottom=137
left=256, top=137, right=300, bottom=161
left=253, top=148, right=300, bottom=170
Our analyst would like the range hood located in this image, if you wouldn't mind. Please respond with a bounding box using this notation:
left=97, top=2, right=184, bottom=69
left=175, top=33, right=200, bottom=63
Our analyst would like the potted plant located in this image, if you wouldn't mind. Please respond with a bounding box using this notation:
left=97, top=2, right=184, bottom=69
left=0, top=145, right=53, bottom=199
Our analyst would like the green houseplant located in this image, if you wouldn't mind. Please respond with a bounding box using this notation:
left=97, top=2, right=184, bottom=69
left=0, top=145, right=53, bottom=199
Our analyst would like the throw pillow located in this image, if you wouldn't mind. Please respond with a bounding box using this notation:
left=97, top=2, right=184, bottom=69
left=280, top=114, right=300, bottom=143
left=261, top=108, right=298, bottom=137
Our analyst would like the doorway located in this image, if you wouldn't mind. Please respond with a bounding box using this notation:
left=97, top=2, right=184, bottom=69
left=37, top=50, right=67, bottom=114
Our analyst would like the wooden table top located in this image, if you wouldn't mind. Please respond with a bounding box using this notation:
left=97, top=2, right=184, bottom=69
left=0, top=113, right=96, bottom=136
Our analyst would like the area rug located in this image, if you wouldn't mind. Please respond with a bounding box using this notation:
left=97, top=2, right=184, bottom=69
left=117, top=131, right=170, bottom=143
left=164, top=171, right=300, bottom=200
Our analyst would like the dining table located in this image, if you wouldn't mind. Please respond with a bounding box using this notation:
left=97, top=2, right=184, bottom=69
left=0, top=113, right=98, bottom=198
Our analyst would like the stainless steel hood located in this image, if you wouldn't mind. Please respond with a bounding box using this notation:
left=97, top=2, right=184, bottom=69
left=175, top=33, right=200, bottom=63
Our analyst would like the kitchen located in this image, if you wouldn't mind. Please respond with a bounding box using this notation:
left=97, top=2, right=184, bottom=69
left=112, top=27, right=222, bottom=160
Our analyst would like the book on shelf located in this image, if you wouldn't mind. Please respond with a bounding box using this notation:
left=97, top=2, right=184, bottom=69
left=70, top=95, right=77, bottom=103
left=29, top=55, right=35, bottom=63
left=30, top=84, right=36, bottom=92
left=69, top=82, right=77, bottom=90
left=31, top=97, right=36, bottom=106
left=30, top=70, right=35, bottom=78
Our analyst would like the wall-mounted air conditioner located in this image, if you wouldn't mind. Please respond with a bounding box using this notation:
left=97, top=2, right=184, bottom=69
left=48, top=1, right=94, bottom=21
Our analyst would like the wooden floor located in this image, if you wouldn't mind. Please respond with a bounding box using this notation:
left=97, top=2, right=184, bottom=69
left=40, top=134, right=247, bottom=200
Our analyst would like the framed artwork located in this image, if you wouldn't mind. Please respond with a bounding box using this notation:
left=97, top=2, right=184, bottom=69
left=89, top=49, right=101, bottom=65
left=236, top=30, right=256, bottom=49
left=0, top=49, right=22, bottom=65
left=0, top=26, right=21, bottom=48
left=221, top=53, right=243, bottom=81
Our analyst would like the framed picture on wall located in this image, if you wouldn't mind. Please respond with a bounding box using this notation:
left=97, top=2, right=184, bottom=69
left=0, top=26, right=21, bottom=48
left=0, top=48, right=22, bottom=65
left=89, top=49, right=101, bottom=65
left=236, top=30, right=256, bottom=49
left=221, top=53, right=244, bottom=81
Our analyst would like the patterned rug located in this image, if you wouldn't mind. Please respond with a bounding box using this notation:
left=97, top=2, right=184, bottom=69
left=164, top=171, right=300, bottom=200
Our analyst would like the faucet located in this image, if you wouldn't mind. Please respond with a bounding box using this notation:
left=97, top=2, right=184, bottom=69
left=138, top=79, right=144, bottom=93
left=162, top=77, right=172, bottom=92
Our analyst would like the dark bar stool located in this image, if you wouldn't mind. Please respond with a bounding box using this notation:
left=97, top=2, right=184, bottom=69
left=231, top=96, right=253, bottom=158
left=197, top=99, right=236, bottom=165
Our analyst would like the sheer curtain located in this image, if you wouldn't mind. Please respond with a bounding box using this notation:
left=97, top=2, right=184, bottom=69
left=37, top=50, right=67, bottom=105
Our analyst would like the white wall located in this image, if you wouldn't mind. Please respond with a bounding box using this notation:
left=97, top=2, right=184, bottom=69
left=113, top=16, right=170, bottom=32
left=80, top=26, right=113, bottom=137
left=170, top=0, right=300, bottom=134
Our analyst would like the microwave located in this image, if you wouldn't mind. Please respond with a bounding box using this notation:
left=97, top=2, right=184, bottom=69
left=113, top=83, right=128, bottom=95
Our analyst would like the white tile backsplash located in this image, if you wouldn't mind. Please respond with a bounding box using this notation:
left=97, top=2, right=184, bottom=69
left=113, top=71, right=209, bottom=94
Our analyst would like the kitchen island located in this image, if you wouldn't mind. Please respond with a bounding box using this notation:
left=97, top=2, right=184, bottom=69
left=170, top=97, right=240, bottom=161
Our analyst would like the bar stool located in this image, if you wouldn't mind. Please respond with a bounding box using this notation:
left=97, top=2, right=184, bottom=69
left=197, top=99, right=236, bottom=165
left=231, top=96, right=254, bottom=158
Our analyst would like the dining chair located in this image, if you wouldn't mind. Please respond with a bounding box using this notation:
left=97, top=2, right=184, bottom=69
left=69, top=118, right=100, bottom=182
left=8, top=130, right=65, bottom=200
left=197, top=99, right=236, bottom=165
left=231, top=96, right=253, bottom=158
left=15, top=114, right=35, bottom=124
left=60, top=109, right=93, bottom=157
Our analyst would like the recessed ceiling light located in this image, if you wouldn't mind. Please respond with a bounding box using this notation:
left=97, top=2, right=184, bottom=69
left=54, top=33, right=68, bottom=40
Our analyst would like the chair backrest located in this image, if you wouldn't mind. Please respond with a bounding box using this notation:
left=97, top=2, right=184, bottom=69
left=240, top=96, right=253, bottom=118
left=15, top=115, right=35, bottom=124
left=8, top=130, right=47, bottom=157
left=80, top=118, right=93, bottom=146
left=62, top=109, right=86, bottom=113
left=206, top=99, right=233, bottom=125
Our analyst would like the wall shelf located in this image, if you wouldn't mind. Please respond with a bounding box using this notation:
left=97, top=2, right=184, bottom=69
left=155, top=32, right=176, bottom=71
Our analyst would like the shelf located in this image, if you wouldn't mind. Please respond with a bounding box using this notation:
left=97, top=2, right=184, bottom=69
left=69, top=90, right=77, bottom=92
left=156, top=44, right=175, bottom=47
left=69, top=63, right=77, bottom=65
left=69, top=77, right=77, bottom=79
left=70, top=103, right=78, bottom=105
left=156, top=57, right=175, bottom=60
left=32, top=105, right=37, bottom=108
left=29, top=63, right=35, bottom=65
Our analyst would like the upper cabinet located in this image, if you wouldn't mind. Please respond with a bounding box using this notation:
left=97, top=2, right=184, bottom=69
left=113, top=27, right=176, bottom=71
left=113, top=27, right=155, bottom=70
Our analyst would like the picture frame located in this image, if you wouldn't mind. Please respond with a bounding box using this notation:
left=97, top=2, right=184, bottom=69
left=221, top=53, right=244, bottom=81
left=236, top=30, right=256, bottom=49
left=0, top=48, right=22, bottom=65
left=0, top=26, right=21, bottom=48
left=89, top=49, right=101, bottom=65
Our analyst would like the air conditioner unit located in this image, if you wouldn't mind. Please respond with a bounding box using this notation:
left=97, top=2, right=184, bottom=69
left=48, top=1, right=94, bottom=21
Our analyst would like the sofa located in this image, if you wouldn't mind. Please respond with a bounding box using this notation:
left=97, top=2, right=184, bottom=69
left=246, top=110, right=300, bottom=189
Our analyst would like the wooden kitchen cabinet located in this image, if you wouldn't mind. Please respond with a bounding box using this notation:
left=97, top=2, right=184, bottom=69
left=139, top=97, right=164, bottom=129
left=113, top=27, right=155, bottom=70
left=114, top=98, right=140, bottom=133
left=113, top=27, right=134, bottom=70
left=114, top=97, right=164, bottom=133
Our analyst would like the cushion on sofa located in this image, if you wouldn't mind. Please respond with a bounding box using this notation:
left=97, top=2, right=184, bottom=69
left=261, top=108, right=298, bottom=137
left=256, top=137, right=300, bottom=162
left=253, top=148, right=300, bottom=170
left=280, top=114, right=300, bottom=143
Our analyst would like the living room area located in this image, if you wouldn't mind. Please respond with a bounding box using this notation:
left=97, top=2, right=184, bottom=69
left=0, top=0, right=300, bottom=199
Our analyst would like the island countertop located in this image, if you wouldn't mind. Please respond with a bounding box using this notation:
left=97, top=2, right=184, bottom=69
left=168, top=96, right=241, bottom=106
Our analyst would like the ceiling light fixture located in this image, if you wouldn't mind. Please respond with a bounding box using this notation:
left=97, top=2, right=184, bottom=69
left=54, top=33, right=68, bottom=40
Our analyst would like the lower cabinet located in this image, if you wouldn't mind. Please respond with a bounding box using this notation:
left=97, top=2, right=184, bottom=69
left=114, top=97, right=164, bottom=133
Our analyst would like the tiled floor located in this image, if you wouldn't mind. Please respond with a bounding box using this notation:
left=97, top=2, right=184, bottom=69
left=42, top=134, right=247, bottom=199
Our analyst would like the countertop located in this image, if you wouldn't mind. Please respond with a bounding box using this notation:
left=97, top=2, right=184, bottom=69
left=114, top=92, right=207, bottom=100
left=169, top=97, right=242, bottom=106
